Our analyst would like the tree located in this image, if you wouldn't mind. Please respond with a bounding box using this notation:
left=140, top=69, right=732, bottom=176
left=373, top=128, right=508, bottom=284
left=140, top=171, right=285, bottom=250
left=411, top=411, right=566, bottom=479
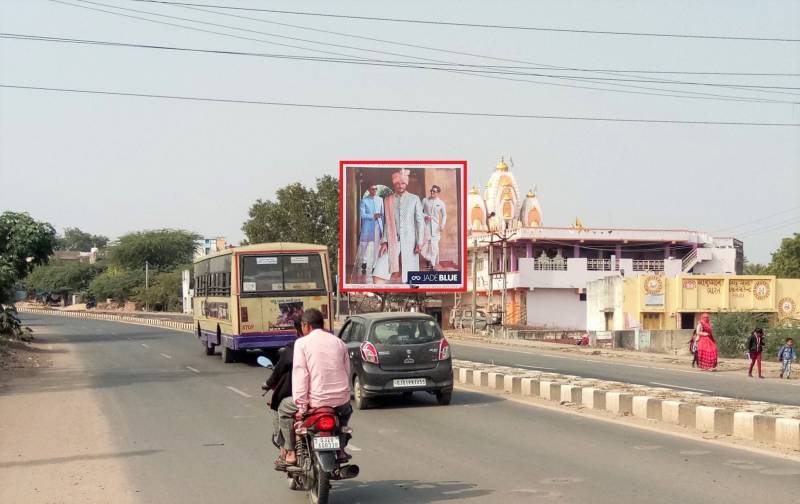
left=56, top=227, right=109, bottom=251
left=25, top=260, right=105, bottom=295
left=107, top=229, right=200, bottom=272
left=242, top=175, right=339, bottom=275
left=743, top=257, right=770, bottom=275
left=0, top=212, right=57, bottom=303
left=134, top=270, right=183, bottom=312
left=769, top=233, right=800, bottom=279
left=88, top=267, right=143, bottom=302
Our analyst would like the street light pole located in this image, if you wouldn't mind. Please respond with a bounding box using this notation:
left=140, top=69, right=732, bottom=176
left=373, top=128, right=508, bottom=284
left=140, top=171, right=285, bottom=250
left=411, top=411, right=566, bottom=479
left=145, top=260, right=149, bottom=312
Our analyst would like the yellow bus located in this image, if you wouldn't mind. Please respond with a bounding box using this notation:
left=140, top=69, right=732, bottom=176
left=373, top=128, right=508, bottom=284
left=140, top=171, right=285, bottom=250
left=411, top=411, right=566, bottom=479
left=192, top=242, right=333, bottom=363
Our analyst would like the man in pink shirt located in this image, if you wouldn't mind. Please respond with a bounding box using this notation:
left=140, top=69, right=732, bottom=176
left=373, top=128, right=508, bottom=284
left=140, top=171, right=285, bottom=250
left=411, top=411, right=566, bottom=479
left=279, top=309, right=352, bottom=466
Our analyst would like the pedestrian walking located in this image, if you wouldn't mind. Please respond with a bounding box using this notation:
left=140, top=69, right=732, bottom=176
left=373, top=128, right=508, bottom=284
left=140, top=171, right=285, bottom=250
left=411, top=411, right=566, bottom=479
left=778, top=338, right=797, bottom=379
left=695, top=313, right=718, bottom=371
left=689, top=329, right=699, bottom=368
left=746, top=328, right=766, bottom=378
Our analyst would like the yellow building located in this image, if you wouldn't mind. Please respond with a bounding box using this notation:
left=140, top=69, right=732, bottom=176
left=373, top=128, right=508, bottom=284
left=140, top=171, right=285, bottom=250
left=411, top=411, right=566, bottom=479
left=587, top=275, right=800, bottom=331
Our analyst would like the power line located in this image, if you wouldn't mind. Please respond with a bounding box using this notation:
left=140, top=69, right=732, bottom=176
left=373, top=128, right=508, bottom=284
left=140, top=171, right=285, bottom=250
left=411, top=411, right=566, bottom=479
left=712, top=205, right=800, bottom=233
left=7, top=33, right=799, bottom=96
left=3, top=84, right=799, bottom=127
left=50, top=0, right=795, bottom=105
left=127, top=0, right=800, bottom=43
left=156, top=4, right=800, bottom=95
left=737, top=216, right=800, bottom=238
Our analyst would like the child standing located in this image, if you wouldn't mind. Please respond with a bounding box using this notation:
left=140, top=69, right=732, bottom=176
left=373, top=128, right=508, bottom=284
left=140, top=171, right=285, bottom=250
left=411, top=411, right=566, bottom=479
left=778, top=338, right=797, bottom=379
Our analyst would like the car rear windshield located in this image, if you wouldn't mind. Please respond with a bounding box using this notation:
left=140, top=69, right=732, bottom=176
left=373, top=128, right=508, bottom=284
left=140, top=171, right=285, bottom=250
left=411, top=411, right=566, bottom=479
left=371, top=319, right=442, bottom=345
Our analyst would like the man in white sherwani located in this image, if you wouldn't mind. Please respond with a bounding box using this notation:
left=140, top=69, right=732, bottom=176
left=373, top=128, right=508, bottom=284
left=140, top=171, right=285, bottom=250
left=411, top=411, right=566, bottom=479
left=422, top=185, right=447, bottom=269
left=373, top=169, right=424, bottom=284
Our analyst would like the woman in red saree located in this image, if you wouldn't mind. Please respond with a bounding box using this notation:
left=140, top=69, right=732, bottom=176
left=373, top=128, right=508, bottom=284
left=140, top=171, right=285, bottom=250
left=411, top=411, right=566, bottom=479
left=695, top=313, right=718, bottom=370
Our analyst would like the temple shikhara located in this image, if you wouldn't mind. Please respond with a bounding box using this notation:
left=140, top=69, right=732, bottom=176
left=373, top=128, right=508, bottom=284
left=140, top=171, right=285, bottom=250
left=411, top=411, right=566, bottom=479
left=459, top=157, right=798, bottom=331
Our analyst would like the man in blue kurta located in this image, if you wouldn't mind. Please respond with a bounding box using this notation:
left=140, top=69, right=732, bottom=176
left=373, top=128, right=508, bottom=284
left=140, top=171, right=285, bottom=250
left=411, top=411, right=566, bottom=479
left=357, top=184, right=384, bottom=276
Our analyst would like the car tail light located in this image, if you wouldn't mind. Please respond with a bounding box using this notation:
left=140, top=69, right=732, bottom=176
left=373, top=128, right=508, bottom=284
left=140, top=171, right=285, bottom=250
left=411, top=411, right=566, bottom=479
left=360, top=342, right=379, bottom=364
left=240, top=307, right=248, bottom=323
left=437, top=338, right=451, bottom=361
left=316, top=415, right=336, bottom=431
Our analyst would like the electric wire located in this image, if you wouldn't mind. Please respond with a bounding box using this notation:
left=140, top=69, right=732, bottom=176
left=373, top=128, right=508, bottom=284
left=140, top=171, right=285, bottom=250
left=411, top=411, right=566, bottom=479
left=163, top=2, right=800, bottom=95
left=711, top=205, right=800, bottom=233
left=3, top=84, right=799, bottom=127
left=127, top=0, right=800, bottom=43
left=49, top=0, right=796, bottom=105
left=6, top=32, right=799, bottom=95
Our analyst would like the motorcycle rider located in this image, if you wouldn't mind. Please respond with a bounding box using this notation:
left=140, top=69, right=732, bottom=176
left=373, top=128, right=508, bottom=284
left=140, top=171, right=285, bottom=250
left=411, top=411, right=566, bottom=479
left=264, top=318, right=301, bottom=469
left=279, top=308, right=352, bottom=466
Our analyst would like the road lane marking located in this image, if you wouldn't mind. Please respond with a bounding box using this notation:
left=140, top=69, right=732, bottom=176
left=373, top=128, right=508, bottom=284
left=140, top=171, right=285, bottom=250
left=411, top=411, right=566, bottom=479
left=141, top=343, right=150, bottom=348
left=160, top=353, right=172, bottom=359
left=187, top=366, right=200, bottom=373
left=348, top=444, right=362, bottom=451
left=650, top=382, right=713, bottom=393
left=517, top=364, right=556, bottom=371
left=226, top=386, right=252, bottom=398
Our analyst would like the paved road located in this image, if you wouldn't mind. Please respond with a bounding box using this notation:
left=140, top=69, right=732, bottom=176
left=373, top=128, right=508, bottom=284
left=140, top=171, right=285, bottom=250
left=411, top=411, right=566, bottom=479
left=451, top=341, right=800, bottom=406
left=7, top=313, right=800, bottom=503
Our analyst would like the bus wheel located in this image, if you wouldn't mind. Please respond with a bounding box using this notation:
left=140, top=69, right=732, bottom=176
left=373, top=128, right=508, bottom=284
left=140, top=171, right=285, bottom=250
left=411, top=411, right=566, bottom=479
left=204, top=342, right=215, bottom=356
left=222, top=345, right=235, bottom=363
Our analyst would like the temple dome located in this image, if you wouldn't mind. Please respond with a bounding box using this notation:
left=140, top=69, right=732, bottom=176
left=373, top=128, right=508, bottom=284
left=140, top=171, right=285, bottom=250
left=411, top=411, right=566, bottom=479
left=484, top=156, right=521, bottom=228
left=520, top=188, right=543, bottom=227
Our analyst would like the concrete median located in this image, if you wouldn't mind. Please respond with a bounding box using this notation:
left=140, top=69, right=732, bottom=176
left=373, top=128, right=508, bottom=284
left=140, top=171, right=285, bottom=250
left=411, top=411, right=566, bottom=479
left=504, top=376, right=522, bottom=394
left=632, top=396, right=662, bottom=421
left=605, top=392, right=634, bottom=415
left=662, top=400, right=696, bottom=427
left=521, top=378, right=540, bottom=396
left=695, top=406, right=734, bottom=435
left=488, top=372, right=505, bottom=390
left=775, top=418, right=800, bottom=449
left=733, top=412, right=776, bottom=444
left=581, top=387, right=606, bottom=410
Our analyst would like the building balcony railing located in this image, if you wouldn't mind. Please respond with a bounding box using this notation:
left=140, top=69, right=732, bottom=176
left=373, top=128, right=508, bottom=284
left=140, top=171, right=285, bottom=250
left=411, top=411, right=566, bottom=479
left=587, top=258, right=612, bottom=271
left=632, top=259, right=664, bottom=272
left=532, top=258, right=567, bottom=271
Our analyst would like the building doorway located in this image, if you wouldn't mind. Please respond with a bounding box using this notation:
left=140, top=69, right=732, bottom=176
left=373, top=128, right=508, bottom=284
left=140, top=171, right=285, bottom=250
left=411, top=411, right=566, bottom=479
left=680, top=313, right=696, bottom=329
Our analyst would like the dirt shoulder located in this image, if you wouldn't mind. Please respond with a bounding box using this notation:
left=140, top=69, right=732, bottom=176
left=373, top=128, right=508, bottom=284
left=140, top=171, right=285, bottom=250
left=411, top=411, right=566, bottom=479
left=445, top=330, right=786, bottom=377
left=0, top=329, right=138, bottom=503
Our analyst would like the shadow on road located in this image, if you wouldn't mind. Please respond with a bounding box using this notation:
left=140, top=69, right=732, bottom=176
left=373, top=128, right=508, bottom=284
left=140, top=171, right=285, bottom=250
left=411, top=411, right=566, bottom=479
left=0, top=449, right=163, bottom=469
left=0, top=368, right=225, bottom=396
left=333, top=479, right=492, bottom=503
left=363, top=388, right=503, bottom=410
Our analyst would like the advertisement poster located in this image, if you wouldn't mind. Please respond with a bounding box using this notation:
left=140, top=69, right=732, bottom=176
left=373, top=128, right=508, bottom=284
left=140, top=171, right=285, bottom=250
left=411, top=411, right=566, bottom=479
left=340, top=161, right=467, bottom=292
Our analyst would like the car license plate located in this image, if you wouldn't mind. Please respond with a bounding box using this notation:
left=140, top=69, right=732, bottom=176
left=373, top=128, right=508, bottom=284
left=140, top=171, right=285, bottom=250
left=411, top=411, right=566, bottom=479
left=312, top=436, right=340, bottom=451
left=393, top=378, right=427, bottom=388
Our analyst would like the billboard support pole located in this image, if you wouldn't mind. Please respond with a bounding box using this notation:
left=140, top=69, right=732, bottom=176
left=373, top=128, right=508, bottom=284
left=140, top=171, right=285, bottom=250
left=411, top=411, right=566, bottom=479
left=471, top=237, right=478, bottom=334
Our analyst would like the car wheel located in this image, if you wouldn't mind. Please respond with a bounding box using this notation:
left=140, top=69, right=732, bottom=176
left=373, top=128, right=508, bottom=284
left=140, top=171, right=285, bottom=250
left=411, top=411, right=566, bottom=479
left=353, top=376, right=369, bottom=410
left=436, top=391, right=452, bottom=406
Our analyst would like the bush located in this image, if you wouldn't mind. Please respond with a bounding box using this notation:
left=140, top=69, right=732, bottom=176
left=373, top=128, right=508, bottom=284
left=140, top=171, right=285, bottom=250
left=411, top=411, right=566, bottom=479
left=712, top=313, right=800, bottom=359
left=133, top=270, right=184, bottom=312
left=712, top=312, right=770, bottom=358
left=0, top=304, right=23, bottom=337
left=88, top=267, right=143, bottom=302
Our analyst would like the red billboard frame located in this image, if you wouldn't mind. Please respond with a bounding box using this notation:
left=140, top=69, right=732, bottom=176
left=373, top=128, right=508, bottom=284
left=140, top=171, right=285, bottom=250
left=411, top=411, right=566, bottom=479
left=339, top=160, right=468, bottom=293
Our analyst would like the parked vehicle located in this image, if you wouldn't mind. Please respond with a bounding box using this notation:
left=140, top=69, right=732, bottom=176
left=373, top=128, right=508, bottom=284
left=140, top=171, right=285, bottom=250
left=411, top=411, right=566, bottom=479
left=257, top=356, right=358, bottom=504
left=449, top=308, right=495, bottom=330
left=339, top=312, right=453, bottom=409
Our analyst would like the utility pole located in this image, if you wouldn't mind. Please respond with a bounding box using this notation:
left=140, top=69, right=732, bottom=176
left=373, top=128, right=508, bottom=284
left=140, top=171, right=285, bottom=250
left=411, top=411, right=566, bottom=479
left=501, top=230, right=508, bottom=331
left=487, top=235, right=494, bottom=314
left=471, top=237, right=478, bottom=334
left=145, top=260, right=149, bottom=312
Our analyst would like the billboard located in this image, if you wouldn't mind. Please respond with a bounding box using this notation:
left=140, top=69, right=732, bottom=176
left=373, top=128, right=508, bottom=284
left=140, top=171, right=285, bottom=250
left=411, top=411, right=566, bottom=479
left=339, top=160, right=467, bottom=292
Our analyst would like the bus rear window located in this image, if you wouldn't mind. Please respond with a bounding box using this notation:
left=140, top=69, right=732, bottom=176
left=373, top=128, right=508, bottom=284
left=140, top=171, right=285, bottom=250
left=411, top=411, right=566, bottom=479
left=240, top=254, right=325, bottom=293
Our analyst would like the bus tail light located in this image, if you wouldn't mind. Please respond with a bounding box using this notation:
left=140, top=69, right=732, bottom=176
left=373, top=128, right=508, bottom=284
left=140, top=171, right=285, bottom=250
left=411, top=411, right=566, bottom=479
left=240, top=307, right=249, bottom=323
left=360, top=342, right=379, bottom=364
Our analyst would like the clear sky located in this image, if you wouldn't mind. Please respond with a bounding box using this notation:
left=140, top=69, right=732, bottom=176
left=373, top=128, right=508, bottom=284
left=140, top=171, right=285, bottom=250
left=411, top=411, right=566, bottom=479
left=1, top=0, right=798, bottom=263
